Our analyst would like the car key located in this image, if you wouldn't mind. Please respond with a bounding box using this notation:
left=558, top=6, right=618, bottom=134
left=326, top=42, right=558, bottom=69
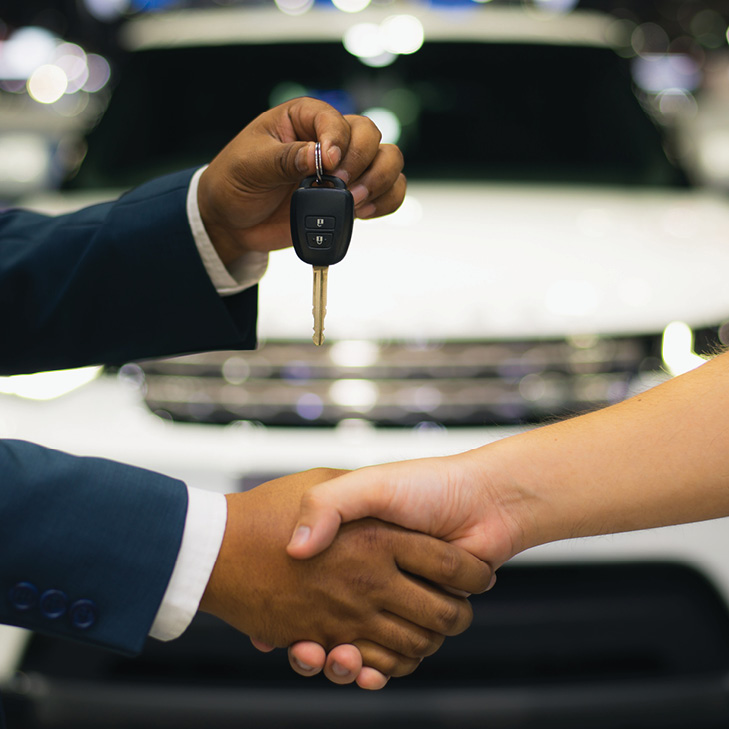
left=290, top=142, right=354, bottom=345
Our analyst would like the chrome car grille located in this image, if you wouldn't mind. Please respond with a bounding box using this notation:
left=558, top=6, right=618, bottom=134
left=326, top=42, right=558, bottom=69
left=123, top=335, right=662, bottom=427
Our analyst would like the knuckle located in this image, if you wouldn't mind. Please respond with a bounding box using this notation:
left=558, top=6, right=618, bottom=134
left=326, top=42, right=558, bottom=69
left=437, top=600, right=471, bottom=636
left=474, top=564, right=494, bottom=594
left=418, top=631, right=444, bottom=658
left=439, top=549, right=462, bottom=582
left=406, top=630, right=437, bottom=659
left=355, top=519, right=385, bottom=548
left=364, top=115, right=382, bottom=142
left=351, top=571, right=377, bottom=594
left=388, top=656, right=421, bottom=678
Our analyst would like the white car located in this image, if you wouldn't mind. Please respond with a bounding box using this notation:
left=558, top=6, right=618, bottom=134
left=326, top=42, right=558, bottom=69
left=4, top=5, right=729, bottom=727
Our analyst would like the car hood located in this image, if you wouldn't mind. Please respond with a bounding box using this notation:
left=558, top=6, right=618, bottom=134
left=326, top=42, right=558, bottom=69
left=260, top=182, right=729, bottom=341
left=23, top=181, right=729, bottom=342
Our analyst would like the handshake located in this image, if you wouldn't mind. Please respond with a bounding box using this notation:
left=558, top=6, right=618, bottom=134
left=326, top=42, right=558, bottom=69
left=198, top=466, right=494, bottom=691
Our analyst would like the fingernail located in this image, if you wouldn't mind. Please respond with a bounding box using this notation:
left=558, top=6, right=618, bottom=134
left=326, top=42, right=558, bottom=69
left=293, top=657, right=315, bottom=672
left=288, top=525, right=311, bottom=549
left=296, top=143, right=312, bottom=174
left=356, top=203, right=376, bottom=219
left=486, top=572, right=498, bottom=591
left=350, top=184, right=368, bottom=206
left=333, top=168, right=350, bottom=184
left=328, top=145, right=342, bottom=168
left=331, top=662, right=350, bottom=677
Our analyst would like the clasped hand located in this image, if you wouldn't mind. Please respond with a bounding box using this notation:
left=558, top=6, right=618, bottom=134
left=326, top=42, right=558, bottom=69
left=199, top=468, right=491, bottom=690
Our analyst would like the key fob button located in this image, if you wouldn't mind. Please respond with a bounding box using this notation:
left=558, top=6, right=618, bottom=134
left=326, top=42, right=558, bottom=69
left=306, top=232, right=333, bottom=249
left=306, top=216, right=335, bottom=230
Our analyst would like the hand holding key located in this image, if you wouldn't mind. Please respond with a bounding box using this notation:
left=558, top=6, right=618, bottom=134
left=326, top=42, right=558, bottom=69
left=290, top=144, right=354, bottom=344
left=196, top=97, right=405, bottom=267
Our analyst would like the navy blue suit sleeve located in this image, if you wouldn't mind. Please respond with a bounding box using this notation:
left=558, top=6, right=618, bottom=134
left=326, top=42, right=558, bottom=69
left=0, top=171, right=257, bottom=659
left=0, top=440, right=187, bottom=656
left=0, top=168, right=258, bottom=375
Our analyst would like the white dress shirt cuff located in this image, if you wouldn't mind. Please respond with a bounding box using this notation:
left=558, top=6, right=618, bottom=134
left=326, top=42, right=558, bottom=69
left=187, top=166, right=269, bottom=296
left=149, top=486, right=227, bottom=642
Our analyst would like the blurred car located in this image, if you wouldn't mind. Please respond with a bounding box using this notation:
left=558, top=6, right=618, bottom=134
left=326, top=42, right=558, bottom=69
left=5, top=4, right=729, bottom=728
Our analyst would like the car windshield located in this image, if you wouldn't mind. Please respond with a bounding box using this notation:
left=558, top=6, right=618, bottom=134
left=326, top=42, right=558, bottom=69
left=71, top=40, right=687, bottom=190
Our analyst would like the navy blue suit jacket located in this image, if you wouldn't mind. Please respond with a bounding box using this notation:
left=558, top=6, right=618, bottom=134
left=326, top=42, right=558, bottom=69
left=0, top=170, right=257, bottom=696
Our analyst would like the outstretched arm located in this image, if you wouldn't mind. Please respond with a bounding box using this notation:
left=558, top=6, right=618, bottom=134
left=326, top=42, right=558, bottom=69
left=289, top=351, right=729, bottom=564
left=284, top=351, right=729, bottom=684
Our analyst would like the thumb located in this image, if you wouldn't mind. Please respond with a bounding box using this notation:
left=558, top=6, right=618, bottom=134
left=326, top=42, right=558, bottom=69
left=286, top=488, right=343, bottom=560
left=274, top=139, right=318, bottom=183
left=286, top=468, right=390, bottom=560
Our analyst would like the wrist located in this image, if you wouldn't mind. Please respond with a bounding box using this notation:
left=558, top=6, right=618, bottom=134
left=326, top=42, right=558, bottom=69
left=197, top=167, right=244, bottom=267
left=199, top=494, right=248, bottom=620
left=467, top=431, right=578, bottom=556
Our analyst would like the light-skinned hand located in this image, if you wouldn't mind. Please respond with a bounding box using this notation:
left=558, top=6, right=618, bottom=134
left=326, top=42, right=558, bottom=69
left=199, top=468, right=491, bottom=687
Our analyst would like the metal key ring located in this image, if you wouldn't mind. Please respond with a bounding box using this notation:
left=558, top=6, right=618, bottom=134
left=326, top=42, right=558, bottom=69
left=314, top=141, right=323, bottom=185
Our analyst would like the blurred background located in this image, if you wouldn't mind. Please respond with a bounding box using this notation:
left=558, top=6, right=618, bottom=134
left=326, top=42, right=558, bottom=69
left=0, top=0, right=729, bottom=200
left=4, top=1, right=729, bottom=728
left=0, top=0, right=729, bottom=201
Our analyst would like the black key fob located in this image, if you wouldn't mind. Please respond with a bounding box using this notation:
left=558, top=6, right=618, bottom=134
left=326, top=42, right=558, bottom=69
left=290, top=175, right=354, bottom=267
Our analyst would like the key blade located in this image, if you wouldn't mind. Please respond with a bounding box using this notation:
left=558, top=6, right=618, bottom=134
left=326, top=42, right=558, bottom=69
left=312, top=265, right=328, bottom=346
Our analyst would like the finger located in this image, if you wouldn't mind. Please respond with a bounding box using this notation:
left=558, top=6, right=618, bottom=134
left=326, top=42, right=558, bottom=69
left=287, top=467, right=395, bottom=559
left=283, top=97, right=353, bottom=171
left=250, top=637, right=275, bottom=653
left=321, top=644, right=364, bottom=685
left=380, top=574, right=473, bottom=639
left=288, top=641, right=326, bottom=676
left=356, top=667, right=390, bottom=690
left=393, top=531, right=493, bottom=595
left=333, top=114, right=382, bottom=184
left=349, top=144, right=405, bottom=213
left=366, top=611, right=445, bottom=659
left=354, top=639, right=421, bottom=679
left=356, top=173, right=407, bottom=220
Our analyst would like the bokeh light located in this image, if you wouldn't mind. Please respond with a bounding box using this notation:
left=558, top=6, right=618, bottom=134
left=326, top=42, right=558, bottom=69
left=329, top=340, right=380, bottom=368
left=274, top=0, right=314, bottom=16
left=382, top=87, right=420, bottom=125
left=344, top=16, right=424, bottom=67
left=344, top=22, right=385, bottom=58
left=362, top=107, right=401, bottom=144
left=27, top=64, right=68, bottom=104
left=0, top=134, right=50, bottom=185
left=632, top=53, right=702, bottom=93
left=54, top=44, right=89, bottom=94
left=83, top=0, right=131, bottom=22
left=269, top=81, right=308, bottom=108
left=380, top=15, right=424, bottom=55
left=0, top=27, right=56, bottom=79
left=83, top=54, right=111, bottom=93
left=690, top=9, right=727, bottom=49
left=329, top=379, right=379, bottom=411
left=296, top=393, right=324, bottom=421
left=661, top=322, right=706, bottom=376
left=332, top=0, right=370, bottom=13
left=631, top=22, right=670, bottom=57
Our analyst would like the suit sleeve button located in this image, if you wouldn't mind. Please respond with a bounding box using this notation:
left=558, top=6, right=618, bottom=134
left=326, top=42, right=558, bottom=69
left=40, top=589, right=68, bottom=619
left=9, top=582, right=38, bottom=611
left=69, top=599, right=97, bottom=629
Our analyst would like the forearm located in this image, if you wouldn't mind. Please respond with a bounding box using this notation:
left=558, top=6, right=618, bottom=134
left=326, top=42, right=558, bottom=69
left=0, top=170, right=258, bottom=374
left=482, top=350, right=729, bottom=552
left=0, top=440, right=187, bottom=654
